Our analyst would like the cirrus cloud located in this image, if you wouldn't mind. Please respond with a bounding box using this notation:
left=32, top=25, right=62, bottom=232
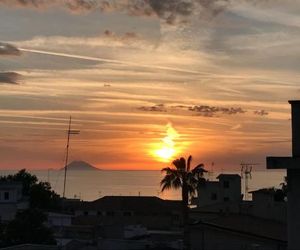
left=0, top=72, right=22, bottom=85
left=0, top=42, right=21, bottom=56
left=0, top=0, right=268, bottom=25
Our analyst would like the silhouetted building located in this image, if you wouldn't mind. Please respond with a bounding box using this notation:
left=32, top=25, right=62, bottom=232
left=250, top=188, right=286, bottom=223
left=0, top=182, right=29, bottom=222
left=189, top=174, right=287, bottom=250
left=190, top=214, right=286, bottom=250
left=192, top=174, right=242, bottom=208
left=74, top=196, right=182, bottom=231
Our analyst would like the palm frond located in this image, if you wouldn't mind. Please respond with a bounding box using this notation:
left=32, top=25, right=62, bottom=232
left=161, top=181, right=172, bottom=192
left=187, top=155, right=192, bottom=172
left=192, top=164, right=207, bottom=177
left=161, top=173, right=182, bottom=192
left=172, top=176, right=182, bottom=189
left=161, top=167, right=175, bottom=174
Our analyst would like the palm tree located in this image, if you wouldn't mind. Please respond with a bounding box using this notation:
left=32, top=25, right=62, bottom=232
left=160, top=155, right=207, bottom=250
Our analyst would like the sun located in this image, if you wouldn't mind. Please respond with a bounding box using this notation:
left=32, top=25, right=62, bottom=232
left=152, top=123, right=179, bottom=162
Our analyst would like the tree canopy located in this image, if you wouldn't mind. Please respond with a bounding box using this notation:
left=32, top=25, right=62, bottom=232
left=0, top=209, right=56, bottom=247
left=0, top=169, right=60, bottom=247
left=0, top=169, right=61, bottom=209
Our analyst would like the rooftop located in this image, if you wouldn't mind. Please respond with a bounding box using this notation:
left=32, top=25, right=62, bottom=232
left=249, top=188, right=277, bottom=195
left=216, top=174, right=241, bottom=179
left=193, top=214, right=286, bottom=242
left=77, top=196, right=181, bottom=213
left=0, top=181, right=22, bottom=189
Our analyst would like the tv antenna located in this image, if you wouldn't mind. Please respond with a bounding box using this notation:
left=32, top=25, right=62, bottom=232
left=207, top=162, right=214, bottom=178
left=62, top=116, right=80, bottom=199
left=240, top=162, right=259, bottom=200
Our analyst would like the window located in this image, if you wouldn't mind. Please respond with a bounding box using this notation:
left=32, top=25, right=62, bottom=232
left=4, top=192, right=9, bottom=201
left=223, top=181, right=230, bottom=188
left=211, top=193, right=217, bottom=200
left=224, top=197, right=230, bottom=202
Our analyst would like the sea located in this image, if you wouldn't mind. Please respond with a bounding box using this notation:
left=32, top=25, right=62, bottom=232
left=0, top=169, right=286, bottom=201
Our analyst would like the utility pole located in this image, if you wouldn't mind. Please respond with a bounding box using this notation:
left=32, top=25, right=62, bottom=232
left=267, top=100, right=300, bottom=249
left=62, top=116, right=80, bottom=199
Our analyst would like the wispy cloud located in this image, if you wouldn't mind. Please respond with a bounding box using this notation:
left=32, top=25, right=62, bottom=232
left=0, top=0, right=265, bottom=25
left=138, top=104, right=167, bottom=112
left=12, top=31, right=153, bottom=49
left=188, top=105, right=246, bottom=116
left=254, top=110, right=269, bottom=116
left=0, top=72, right=21, bottom=84
left=137, top=103, right=247, bottom=117
left=0, top=42, right=22, bottom=85
left=18, top=48, right=202, bottom=74
left=0, top=42, right=21, bottom=56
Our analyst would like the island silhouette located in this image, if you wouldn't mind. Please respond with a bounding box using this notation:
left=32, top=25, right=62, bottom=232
left=61, top=160, right=101, bottom=171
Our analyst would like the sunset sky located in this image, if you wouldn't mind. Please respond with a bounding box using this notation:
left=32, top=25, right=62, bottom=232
left=0, top=0, right=299, bottom=170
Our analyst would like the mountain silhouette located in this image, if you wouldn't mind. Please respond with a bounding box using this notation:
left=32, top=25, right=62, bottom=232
left=62, top=160, right=100, bottom=171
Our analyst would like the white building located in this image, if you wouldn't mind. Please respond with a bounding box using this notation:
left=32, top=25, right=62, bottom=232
left=0, top=182, right=29, bottom=222
left=193, top=174, right=242, bottom=208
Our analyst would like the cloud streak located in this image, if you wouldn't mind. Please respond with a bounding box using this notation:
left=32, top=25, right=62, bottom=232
left=0, top=0, right=266, bottom=25
left=138, top=104, right=167, bottom=112
left=254, top=110, right=269, bottom=116
left=0, top=42, right=21, bottom=56
left=0, top=72, right=21, bottom=85
left=19, top=47, right=201, bottom=74
left=188, top=105, right=246, bottom=116
left=138, top=103, right=247, bottom=117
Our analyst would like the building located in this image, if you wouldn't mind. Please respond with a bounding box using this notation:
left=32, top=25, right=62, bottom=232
left=0, top=182, right=29, bottom=222
left=74, top=196, right=182, bottom=231
left=250, top=188, right=287, bottom=223
left=47, top=212, right=73, bottom=227
left=193, top=174, right=242, bottom=208
left=190, top=214, right=287, bottom=250
left=189, top=174, right=287, bottom=250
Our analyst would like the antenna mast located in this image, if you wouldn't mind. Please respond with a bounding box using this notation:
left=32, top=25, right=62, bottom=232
left=240, top=162, right=259, bottom=200
left=62, top=116, right=80, bottom=199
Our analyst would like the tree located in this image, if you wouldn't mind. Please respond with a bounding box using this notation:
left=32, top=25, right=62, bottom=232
left=0, top=169, right=61, bottom=209
left=160, top=155, right=207, bottom=250
left=30, top=181, right=61, bottom=210
left=0, top=170, right=60, bottom=247
left=0, top=169, right=38, bottom=195
left=1, top=209, right=56, bottom=247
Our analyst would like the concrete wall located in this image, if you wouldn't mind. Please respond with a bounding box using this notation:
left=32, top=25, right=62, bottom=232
left=252, top=193, right=287, bottom=223
left=0, top=185, right=22, bottom=203
left=218, top=175, right=241, bottom=203
left=47, top=212, right=73, bottom=227
left=0, top=184, right=28, bottom=221
left=0, top=203, right=18, bottom=221
left=74, top=210, right=181, bottom=230
left=195, top=175, right=242, bottom=208
left=196, top=182, right=220, bottom=207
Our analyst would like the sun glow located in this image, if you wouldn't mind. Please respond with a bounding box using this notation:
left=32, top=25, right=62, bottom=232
left=152, top=123, right=179, bottom=162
